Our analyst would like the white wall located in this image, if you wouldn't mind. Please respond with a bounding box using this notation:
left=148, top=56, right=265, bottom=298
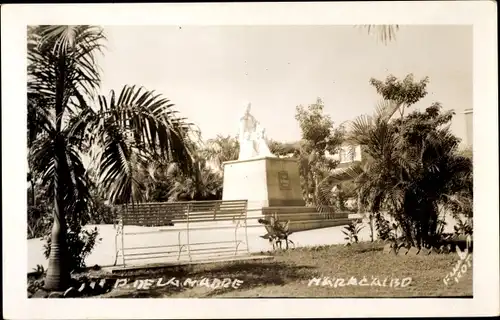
left=328, top=145, right=362, bottom=163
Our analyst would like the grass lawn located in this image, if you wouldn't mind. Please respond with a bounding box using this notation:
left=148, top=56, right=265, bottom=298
left=100, top=242, right=472, bottom=298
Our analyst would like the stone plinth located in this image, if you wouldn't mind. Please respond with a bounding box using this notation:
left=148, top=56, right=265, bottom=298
left=222, top=156, right=352, bottom=235
left=222, top=157, right=305, bottom=212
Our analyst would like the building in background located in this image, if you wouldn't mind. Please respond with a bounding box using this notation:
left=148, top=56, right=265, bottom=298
left=329, top=143, right=363, bottom=169
left=464, top=108, right=473, bottom=146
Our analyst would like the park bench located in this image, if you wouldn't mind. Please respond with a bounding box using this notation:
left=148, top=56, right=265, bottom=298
left=113, top=200, right=250, bottom=267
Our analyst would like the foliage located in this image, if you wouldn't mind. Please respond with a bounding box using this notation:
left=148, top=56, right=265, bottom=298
left=294, top=98, right=344, bottom=208
left=87, top=85, right=198, bottom=205
left=27, top=180, right=53, bottom=239
left=369, top=74, right=429, bottom=119
left=268, top=140, right=300, bottom=157
left=444, top=190, right=473, bottom=221
left=84, top=168, right=117, bottom=224
left=360, top=104, right=471, bottom=248
left=335, top=181, right=358, bottom=212
left=200, top=135, right=239, bottom=172
left=142, top=134, right=300, bottom=204
left=258, top=214, right=294, bottom=251
left=44, top=226, right=100, bottom=272
left=342, top=219, right=365, bottom=245
left=361, top=25, right=399, bottom=44
left=318, top=74, right=434, bottom=242
left=28, top=25, right=198, bottom=290
left=318, top=77, right=472, bottom=249
left=166, top=160, right=223, bottom=202
left=28, top=205, right=52, bottom=239
left=375, top=214, right=393, bottom=241
left=88, top=192, right=116, bottom=224
left=386, top=224, right=403, bottom=249
left=458, top=145, right=472, bottom=159
left=32, top=264, right=45, bottom=276
left=453, top=218, right=473, bottom=237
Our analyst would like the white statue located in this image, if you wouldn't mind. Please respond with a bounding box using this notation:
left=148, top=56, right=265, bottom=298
left=237, top=101, right=275, bottom=160
left=255, top=124, right=273, bottom=157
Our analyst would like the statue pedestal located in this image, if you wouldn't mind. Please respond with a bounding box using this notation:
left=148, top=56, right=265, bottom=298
left=222, top=156, right=305, bottom=214
left=222, top=156, right=351, bottom=247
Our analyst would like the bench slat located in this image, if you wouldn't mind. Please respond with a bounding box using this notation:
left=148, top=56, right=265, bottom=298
left=116, top=200, right=249, bottom=265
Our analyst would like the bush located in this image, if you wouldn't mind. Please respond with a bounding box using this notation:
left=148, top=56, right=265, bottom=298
left=375, top=214, right=392, bottom=241
left=28, top=205, right=52, bottom=239
left=342, top=219, right=365, bottom=245
left=27, top=183, right=53, bottom=239
left=89, top=196, right=116, bottom=224
left=454, top=218, right=473, bottom=236
left=43, top=226, right=101, bottom=272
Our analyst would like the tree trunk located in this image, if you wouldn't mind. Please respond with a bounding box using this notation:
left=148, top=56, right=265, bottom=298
left=357, top=191, right=362, bottom=214
left=31, top=182, right=35, bottom=206
left=44, top=140, right=70, bottom=291
left=369, top=213, right=374, bottom=242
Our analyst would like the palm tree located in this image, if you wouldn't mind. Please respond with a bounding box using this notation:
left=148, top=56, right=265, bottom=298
left=28, top=26, right=196, bottom=290
left=166, top=157, right=223, bottom=202
left=319, top=103, right=472, bottom=248
left=200, top=135, right=239, bottom=171
left=268, top=140, right=300, bottom=157
left=361, top=25, right=400, bottom=44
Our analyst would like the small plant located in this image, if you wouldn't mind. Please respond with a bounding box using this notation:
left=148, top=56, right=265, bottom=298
left=342, top=219, right=365, bottom=245
left=454, top=218, right=473, bottom=236
left=386, top=223, right=402, bottom=250
left=258, top=213, right=294, bottom=251
left=44, top=226, right=101, bottom=272
left=27, top=205, right=52, bottom=239
left=375, top=214, right=392, bottom=241
left=32, top=264, right=45, bottom=276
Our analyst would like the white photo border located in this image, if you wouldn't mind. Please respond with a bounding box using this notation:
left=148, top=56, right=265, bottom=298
left=2, top=2, right=498, bottom=319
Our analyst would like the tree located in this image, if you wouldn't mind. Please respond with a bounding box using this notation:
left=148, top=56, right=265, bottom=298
left=200, top=135, right=239, bottom=172
left=165, top=154, right=223, bottom=202
left=321, top=103, right=472, bottom=248
left=294, top=98, right=344, bottom=208
left=28, top=26, right=196, bottom=290
left=268, top=140, right=301, bottom=157
left=369, top=74, right=429, bottom=120
left=362, top=25, right=400, bottom=44
left=316, top=74, right=431, bottom=239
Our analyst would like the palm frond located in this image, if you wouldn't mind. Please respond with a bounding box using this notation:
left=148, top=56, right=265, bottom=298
left=374, top=99, right=401, bottom=121
left=63, top=143, right=94, bottom=223
left=348, top=115, right=373, bottom=145
left=28, top=25, right=105, bottom=161
left=92, top=85, right=197, bottom=205
left=361, top=25, right=400, bottom=44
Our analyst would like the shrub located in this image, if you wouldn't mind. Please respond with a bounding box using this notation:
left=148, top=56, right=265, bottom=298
left=375, top=214, right=392, bottom=241
left=27, top=205, right=52, bottom=239
left=258, top=214, right=294, bottom=250
left=27, top=182, right=53, bottom=239
left=454, top=218, right=473, bottom=236
left=43, top=226, right=100, bottom=272
left=342, top=219, right=365, bottom=245
left=89, top=196, right=116, bottom=224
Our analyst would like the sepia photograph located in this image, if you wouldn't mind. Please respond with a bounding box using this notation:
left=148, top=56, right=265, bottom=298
left=2, top=2, right=498, bottom=319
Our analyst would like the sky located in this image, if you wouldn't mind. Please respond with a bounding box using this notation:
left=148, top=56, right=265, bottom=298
left=97, top=25, right=472, bottom=144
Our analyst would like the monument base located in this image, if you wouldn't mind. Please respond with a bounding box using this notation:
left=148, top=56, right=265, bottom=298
left=222, top=156, right=352, bottom=233
left=222, top=156, right=305, bottom=211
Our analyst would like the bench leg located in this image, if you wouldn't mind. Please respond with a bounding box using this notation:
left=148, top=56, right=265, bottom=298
left=113, top=250, right=119, bottom=266
left=234, top=221, right=240, bottom=255
left=113, top=233, right=118, bottom=266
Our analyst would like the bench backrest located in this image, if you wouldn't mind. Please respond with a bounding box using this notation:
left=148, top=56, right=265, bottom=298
left=118, top=200, right=248, bottom=226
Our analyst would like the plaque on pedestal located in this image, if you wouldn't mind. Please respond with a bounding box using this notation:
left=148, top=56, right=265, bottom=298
left=222, top=156, right=305, bottom=212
